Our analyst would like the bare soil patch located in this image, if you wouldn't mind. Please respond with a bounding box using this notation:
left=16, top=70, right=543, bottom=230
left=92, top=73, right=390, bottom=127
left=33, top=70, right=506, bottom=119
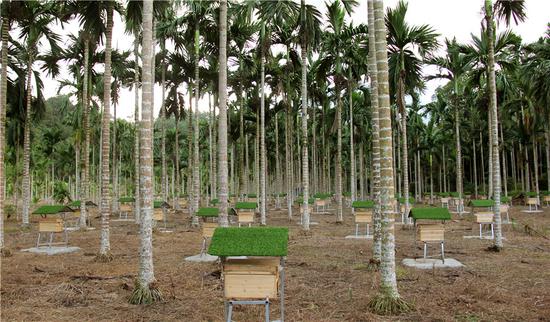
left=2, top=205, right=550, bottom=321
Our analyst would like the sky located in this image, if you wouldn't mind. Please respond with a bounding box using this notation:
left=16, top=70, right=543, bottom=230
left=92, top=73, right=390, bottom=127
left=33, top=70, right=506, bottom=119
left=41, top=0, right=550, bottom=122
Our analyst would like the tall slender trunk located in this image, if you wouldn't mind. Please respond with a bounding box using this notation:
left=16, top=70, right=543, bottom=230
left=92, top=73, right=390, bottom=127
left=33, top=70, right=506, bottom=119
left=78, top=36, right=90, bottom=228
left=99, top=3, right=114, bottom=258
left=285, top=96, right=293, bottom=219
left=130, top=0, right=159, bottom=301
left=488, top=106, right=493, bottom=197
left=546, top=126, right=550, bottom=190
left=21, top=49, right=34, bottom=227
left=209, top=94, right=214, bottom=199
left=349, top=80, right=356, bottom=202
left=500, top=125, right=508, bottom=197
left=335, top=82, right=343, bottom=223
left=372, top=0, right=401, bottom=300
left=300, top=2, right=310, bottom=230
left=161, top=40, right=167, bottom=204
left=217, top=0, right=229, bottom=227
left=533, top=139, right=540, bottom=198
left=275, top=114, right=280, bottom=197
left=481, top=132, right=486, bottom=193
left=192, top=27, right=200, bottom=226
left=398, top=73, right=409, bottom=217
left=441, top=146, right=446, bottom=192
left=473, top=138, right=478, bottom=196
left=485, top=0, right=503, bottom=249
left=260, top=23, right=267, bottom=225
left=359, top=144, right=365, bottom=200
left=368, top=0, right=382, bottom=262
left=133, top=38, right=141, bottom=221
left=0, top=13, right=8, bottom=249
left=112, top=102, right=118, bottom=213
left=187, top=88, right=193, bottom=211
left=455, top=103, right=463, bottom=212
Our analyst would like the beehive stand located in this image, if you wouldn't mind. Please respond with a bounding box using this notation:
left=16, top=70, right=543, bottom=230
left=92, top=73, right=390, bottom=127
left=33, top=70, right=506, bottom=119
left=208, top=227, right=288, bottom=322
left=32, top=205, right=75, bottom=248
left=117, top=197, right=135, bottom=220
left=522, top=197, right=542, bottom=213
left=185, top=207, right=220, bottom=262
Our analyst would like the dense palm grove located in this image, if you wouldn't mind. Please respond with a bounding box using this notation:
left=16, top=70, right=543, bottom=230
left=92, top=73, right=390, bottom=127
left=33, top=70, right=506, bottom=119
left=1, top=0, right=549, bottom=312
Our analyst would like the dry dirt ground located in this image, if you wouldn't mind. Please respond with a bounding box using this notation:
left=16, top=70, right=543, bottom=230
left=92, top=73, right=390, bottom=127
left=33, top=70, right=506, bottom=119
left=1, top=202, right=550, bottom=322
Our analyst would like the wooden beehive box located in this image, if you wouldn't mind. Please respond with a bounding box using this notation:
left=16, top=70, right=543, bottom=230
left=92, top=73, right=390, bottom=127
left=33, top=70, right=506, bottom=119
left=247, top=197, right=258, bottom=203
left=153, top=208, right=163, bottom=221
left=355, top=210, right=372, bottom=223
left=499, top=204, right=509, bottom=213
left=526, top=197, right=538, bottom=205
left=417, top=224, right=444, bottom=242
left=315, top=199, right=326, bottom=207
left=224, top=258, right=279, bottom=300
left=238, top=211, right=254, bottom=223
left=544, top=195, right=550, bottom=202
left=120, top=204, right=133, bottom=213
left=475, top=212, right=494, bottom=224
left=39, top=218, right=64, bottom=233
left=202, top=222, right=218, bottom=238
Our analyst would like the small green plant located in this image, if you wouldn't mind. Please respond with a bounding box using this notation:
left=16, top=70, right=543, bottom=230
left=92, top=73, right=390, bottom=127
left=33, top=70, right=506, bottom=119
left=4, top=204, right=15, bottom=219
left=53, top=181, right=71, bottom=204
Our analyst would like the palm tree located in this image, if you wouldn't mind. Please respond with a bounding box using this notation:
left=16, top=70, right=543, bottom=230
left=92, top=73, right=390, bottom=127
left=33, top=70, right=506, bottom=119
left=428, top=38, right=471, bottom=213
left=256, top=0, right=299, bottom=225
left=317, top=0, right=358, bottom=223
left=0, top=0, right=12, bottom=254
left=299, top=0, right=322, bottom=231
left=483, top=0, right=525, bottom=250
left=367, top=0, right=382, bottom=266
left=217, top=0, right=229, bottom=227
left=367, top=0, right=410, bottom=314
left=97, top=0, right=115, bottom=262
left=17, top=1, right=62, bottom=227
left=386, top=0, right=439, bottom=219
left=128, top=0, right=162, bottom=304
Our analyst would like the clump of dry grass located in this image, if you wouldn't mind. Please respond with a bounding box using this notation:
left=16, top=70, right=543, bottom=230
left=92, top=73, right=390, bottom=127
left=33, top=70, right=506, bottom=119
left=94, top=252, right=114, bottom=263
left=50, top=282, right=88, bottom=307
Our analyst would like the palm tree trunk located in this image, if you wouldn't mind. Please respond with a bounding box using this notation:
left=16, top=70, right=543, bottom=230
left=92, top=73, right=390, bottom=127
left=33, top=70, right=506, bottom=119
left=546, top=127, right=550, bottom=191
left=0, top=13, right=8, bottom=250
left=192, top=28, right=200, bottom=226
left=533, top=139, right=540, bottom=199
left=455, top=104, right=463, bottom=212
left=300, top=4, right=310, bottom=230
left=133, top=37, right=141, bottom=221
left=21, top=49, right=34, bottom=227
left=398, top=74, right=410, bottom=218
left=217, top=0, right=229, bottom=227
left=335, top=82, right=343, bottom=223
left=286, top=100, right=293, bottom=219
left=368, top=0, right=382, bottom=263
left=473, top=138, right=478, bottom=196
left=275, top=113, right=280, bottom=199
left=481, top=132, right=486, bottom=193
left=112, top=102, right=118, bottom=213
left=442, top=146, right=447, bottom=192
left=129, top=0, right=160, bottom=302
left=80, top=37, right=91, bottom=229
left=98, top=3, right=114, bottom=260
left=485, top=0, right=503, bottom=249
left=500, top=125, right=508, bottom=197
left=260, top=25, right=267, bottom=225
left=359, top=144, right=365, bottom=200
left=187, top=89, right=193, bottom=211
left=209, top=94, right=214, bottom=200
left=349, top=81, right=356, bottom=203
left=371, top=0, right=403, bottom=303
left=488, top=107, right=493, bottom=197
left=161, top=40, right=167, bottom=204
